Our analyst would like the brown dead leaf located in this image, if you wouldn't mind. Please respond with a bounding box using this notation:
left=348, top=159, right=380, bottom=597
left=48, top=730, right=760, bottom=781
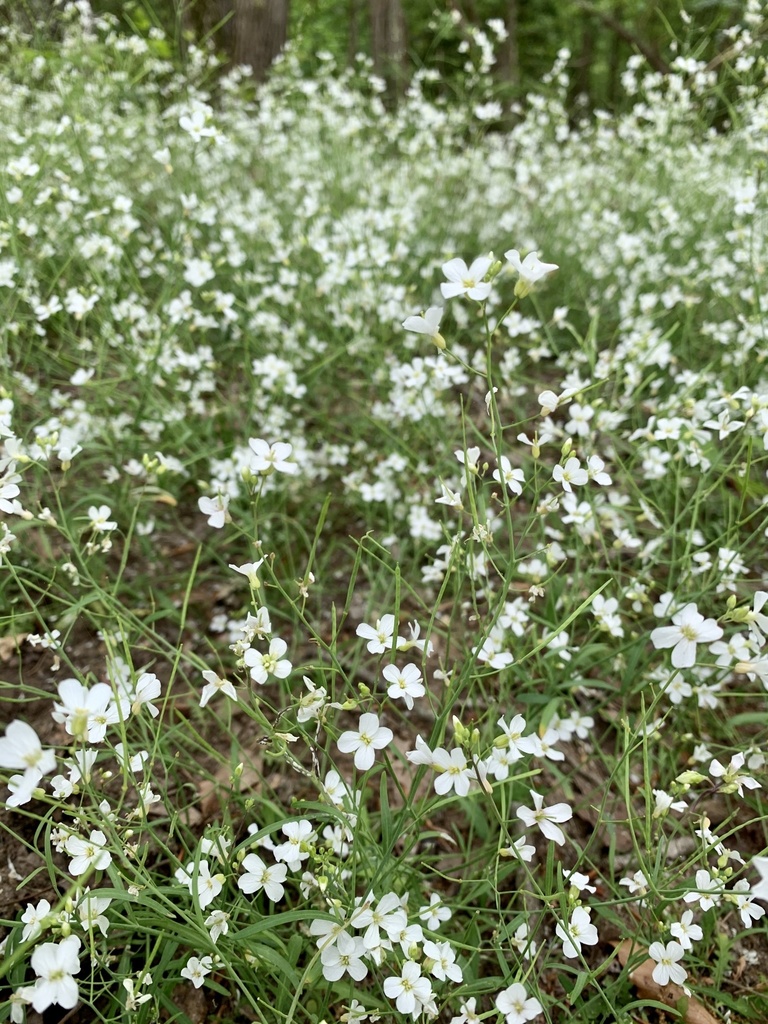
left=731, top=955, right=746, bottom=982
left=0, top=633, right=26, bottom=663
left=615, top=939, right=722, bottom=1024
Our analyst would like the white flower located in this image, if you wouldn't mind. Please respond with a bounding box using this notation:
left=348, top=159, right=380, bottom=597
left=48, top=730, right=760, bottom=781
left=504, top=249, right=558, bottom=297
left=297, top=677, right=328, bottom=722
left=670, top=909, right=702, bottom=949
left=450, top=997, right=481, bottom=1024
left=405, top=735, right=436, bottom=767
left=509, top=922, right=536, bottom=960
left=21, top=899, right=52, bottom=942
left=382, top=663, right=425, bottom=710
left=183, top=257, right=215, bottom=287
left=455, top=446, right=481, bottom=472
left=564, top=869, right=596, bottom=894
left=709, top=752, right=761, bottom=796
left=650, top=603, right=723, bottom=668
left=273, top=819, right=316, bottom=871
left=493, top=456, right=525, bottom=496
left=440, top=256, right=492, bottom=301
left=76, top=889, right=112, bottom=936
left=422, top=939, right=462, bottom=982
left=238, top=853, right=287, bottom=901
left=320, top=931, right=368, bottom=981
left=6, top=769, right=43, bottom=806
left=538, top=390, right=561, bottom=415
left=248, top=438, right=298, bottom=475
left=745, top=591, right=768, bottom=646
left=435, top=481, right=463, bottom=509
left=29, top=936, right=81, bottom=1011
left=495, top=981, right=543, bottom=1024
left=555, top=905, right=598, bottom=958
left=52, top=678, right=128, bottom=744
left=123, top=974, right=153, bottom=1010
left=751, top=856, right=768, bottom=903
left=402, top=306, right=445, bottom=349
left=552, top=457, right=588, bottom=492
left=432, top=747, right=474, bottom=796
left=516, top=790, right=572, bottom=845
left=356, top=614, right=401, bottom=653
left=383, top=959, right=433, bottom=1018
left=229, top=560, right=264, bottom=587
left=179, top=106, right=217, bottom=141
left=619, top=870, right=649, bottom=902
left=586, top=454, right=612, bottom=485
left=243, top=638, right=292, bottom=684
left=180, top=955, right=213, bottom=988
left=418, top=893, right=452, bottom=929
left=337, top=713, right=393, bottom=771
left=200, top=670, right=238, bottom=708
left=0, top=721, right=56, bottom=776
left=205, top=910, right=230, bottom=942
left=730, top=879, right=766, bottom=927
left=87, top=505, right=117, bottom=532
left=648, top=941, right=687, bottom=986
left=175, top=860, right=224, bottom=909
left=500, top=836, right=535, bottom=862
left=127, top=672, right=162, bottom=718
left=198, top=493, right=230, bottom=529
left=64, top=831, right=112, bottom=876
left=683, top=868, right=724, bottom=911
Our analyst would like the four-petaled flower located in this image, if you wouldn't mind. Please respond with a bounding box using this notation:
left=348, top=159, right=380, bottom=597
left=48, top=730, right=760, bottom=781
left=248, top=438, right=298, bottom=475
left=505, top=249, right=559, bottom=297
left=198, top=493, right=231, bottom=529
left=650, top=603, right=723, bottom=668
left=495, top=981, right=543, bottom=1024
left=516, top=790, right=572, bottom=846
left=383, top=959, right=433, bottom=1019
left=29, top=935, right=82, bottom=1012
left=0, top=720, right=56, bottom=776
left=320, top=931, right=369, bottom=981
left=382, top=663, right=425, bottom=710
left=238, top=853, right=287, bottom=902
left=648, top=941, right=687, bottom=986
left=243, top=638, right=292, bottom=684
left=493, top=456, right=525, bottom=496
left=337, top=713, right=393, bottom=771
left=552, top=457, right=588, bottom=493
left=65, top=831, right=112, bottom=876
left=180, top=955, right=213, bottom=988
left=555, top=906, right=599, bottom=959
left=402, top=307, right=445, bottom=349
left=440, top=256, right=492, bottom=301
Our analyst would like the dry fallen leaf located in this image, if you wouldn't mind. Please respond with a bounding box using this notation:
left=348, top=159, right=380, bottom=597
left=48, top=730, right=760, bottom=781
left=732, top=954, right=746, bottom=983
left=0, top=633, right=26, bottom=662
left=615, top=939, right=721, bottom=1024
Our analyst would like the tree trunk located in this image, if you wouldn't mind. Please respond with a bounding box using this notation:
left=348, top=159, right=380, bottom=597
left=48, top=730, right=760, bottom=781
left=369, top=0, right=407, bottom=96
left=568, top=14, right=594, bottom=110
left=348, top=0, right=362, bottom=65
left=232, top=0, right=288, bottom=78
left=182, top=0, right=289, bottom=80
left=497, top=0, right=520, bottom=86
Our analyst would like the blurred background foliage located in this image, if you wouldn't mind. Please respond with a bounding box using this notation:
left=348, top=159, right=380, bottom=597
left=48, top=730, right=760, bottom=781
left=3, top=0, right=762, bottom=113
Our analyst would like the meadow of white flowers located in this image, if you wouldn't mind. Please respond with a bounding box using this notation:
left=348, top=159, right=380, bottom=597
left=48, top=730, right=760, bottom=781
left=1, top=2, right=768, bottom=1022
